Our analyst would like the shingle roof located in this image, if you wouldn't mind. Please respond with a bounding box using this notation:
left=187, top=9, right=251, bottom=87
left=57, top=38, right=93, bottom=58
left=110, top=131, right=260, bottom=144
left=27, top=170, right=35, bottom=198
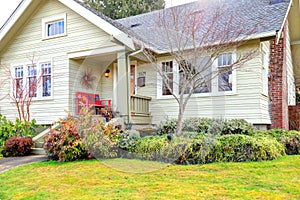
left=116, top=0, right=291, bottom=53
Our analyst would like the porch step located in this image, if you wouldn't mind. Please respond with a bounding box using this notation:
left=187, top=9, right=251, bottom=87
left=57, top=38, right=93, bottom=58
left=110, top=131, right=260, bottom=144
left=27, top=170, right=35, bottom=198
left=33, top=142, right=44, bottom=148
left=31, top=148, right=46, bottom=155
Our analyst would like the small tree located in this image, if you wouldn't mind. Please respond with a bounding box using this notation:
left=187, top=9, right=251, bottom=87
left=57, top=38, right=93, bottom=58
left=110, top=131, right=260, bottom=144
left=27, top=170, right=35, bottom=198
left=0, top=56, right=43, bottom=122
left=140, top=3, right=259, bottom=136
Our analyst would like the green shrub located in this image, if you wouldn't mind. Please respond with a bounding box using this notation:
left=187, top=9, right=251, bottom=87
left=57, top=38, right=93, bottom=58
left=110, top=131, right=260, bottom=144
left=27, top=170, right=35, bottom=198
left=182, top=118, right=213, bottom=133
left=128, top=135, right=216, bottom=164
left=44, top=115, right=88, bottom=162
left=118, top=130, right=140, bottom=152
left=2, top=137, right=33, bottom=157
left=254, top=129, right=300, bottom=155
left=211, top=134, right=285, bottom=162
left=282, top=131, right=300, bottom=155
left=0, top=114, right=38, bottom=149
left=206, top=118, right=255, bottom=135
left=157, top=118, right=178, bottom=135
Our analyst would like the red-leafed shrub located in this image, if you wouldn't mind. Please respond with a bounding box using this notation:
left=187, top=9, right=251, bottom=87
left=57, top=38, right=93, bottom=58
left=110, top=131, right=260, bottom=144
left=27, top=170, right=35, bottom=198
left=2, top=137, right=33, bottom=157
left=44, top=114, right=89, bottom=162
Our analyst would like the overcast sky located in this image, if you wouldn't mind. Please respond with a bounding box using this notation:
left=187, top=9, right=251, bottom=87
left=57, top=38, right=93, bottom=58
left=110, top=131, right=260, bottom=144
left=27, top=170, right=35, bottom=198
left=0, top=0, right=196, bottom=28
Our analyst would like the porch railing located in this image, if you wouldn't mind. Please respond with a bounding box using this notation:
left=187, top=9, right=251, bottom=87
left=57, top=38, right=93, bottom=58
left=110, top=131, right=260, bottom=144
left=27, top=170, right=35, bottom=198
left=130, top=95, right=152, bottom=116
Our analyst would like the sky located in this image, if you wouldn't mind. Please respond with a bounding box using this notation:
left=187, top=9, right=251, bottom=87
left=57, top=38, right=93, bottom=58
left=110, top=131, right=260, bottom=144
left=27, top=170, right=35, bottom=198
left=0, top=0, right=196, bottom=28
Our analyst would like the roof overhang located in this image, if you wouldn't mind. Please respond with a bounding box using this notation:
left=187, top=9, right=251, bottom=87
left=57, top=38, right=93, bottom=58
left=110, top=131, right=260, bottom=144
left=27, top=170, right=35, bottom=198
left=0, top=0, right=135, bottom=52
left=275, top=0, right=293, bottom=44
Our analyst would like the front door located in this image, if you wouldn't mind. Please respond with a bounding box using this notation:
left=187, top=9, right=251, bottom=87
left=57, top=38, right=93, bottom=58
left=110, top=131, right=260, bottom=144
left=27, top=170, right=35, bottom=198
left=130, top=65, right=136, bottom=94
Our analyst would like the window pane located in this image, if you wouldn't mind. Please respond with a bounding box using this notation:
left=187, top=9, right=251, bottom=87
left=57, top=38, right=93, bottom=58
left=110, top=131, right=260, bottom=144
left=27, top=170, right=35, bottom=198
left=162, top=61, right=173, bottom=95
left=28, top=77, right=37, bottom=97
left=42, top=63, right=52, bottom=97
left=43, top=75, right=51, bottom=97
left=179, top=57, right=212, bottom=94
left=218, top=67, right=232, bottom=91
left=47, top=20, right=65, bottom=37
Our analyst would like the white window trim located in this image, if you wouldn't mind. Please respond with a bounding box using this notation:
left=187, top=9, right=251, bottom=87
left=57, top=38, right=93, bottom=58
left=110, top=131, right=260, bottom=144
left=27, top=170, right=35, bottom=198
left=261, top=43, right=269, bottom=96
left=42, top=13, right=67, bottom=40
left=157, top=52, right=237, bottom=99
left=214, top=51, right=237, bottom=95
left=10, top=59, right=54, bottom=102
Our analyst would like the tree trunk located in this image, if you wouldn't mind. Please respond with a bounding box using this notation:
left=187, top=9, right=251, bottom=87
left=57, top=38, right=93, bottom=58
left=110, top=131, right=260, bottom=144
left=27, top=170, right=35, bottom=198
left=176, top=108, right=184, bottom=136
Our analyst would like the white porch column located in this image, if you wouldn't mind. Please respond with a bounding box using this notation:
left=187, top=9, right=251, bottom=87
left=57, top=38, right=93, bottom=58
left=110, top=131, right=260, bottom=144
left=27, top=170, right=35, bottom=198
left=117, top=51, right=129, bottom=121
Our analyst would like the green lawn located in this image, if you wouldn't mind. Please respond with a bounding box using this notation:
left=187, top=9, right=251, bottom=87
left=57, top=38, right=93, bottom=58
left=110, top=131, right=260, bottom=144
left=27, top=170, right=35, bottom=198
left=0, top=156, right=299, bottom=200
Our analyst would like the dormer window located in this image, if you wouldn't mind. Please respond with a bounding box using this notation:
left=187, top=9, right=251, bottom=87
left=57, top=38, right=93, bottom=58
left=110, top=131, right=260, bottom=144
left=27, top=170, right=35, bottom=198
left=42, top=14, right=67, bottom=39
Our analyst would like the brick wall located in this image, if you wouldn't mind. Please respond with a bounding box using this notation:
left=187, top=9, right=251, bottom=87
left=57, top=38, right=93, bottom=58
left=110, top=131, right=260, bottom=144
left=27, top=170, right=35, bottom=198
left=289, top=104, right=300, bottom=130
left=269, top=27, right=289, bottom=129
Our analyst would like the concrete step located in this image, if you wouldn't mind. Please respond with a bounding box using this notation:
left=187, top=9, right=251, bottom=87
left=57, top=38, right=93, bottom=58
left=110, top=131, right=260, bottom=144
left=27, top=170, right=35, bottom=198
left=31, top=148, right=46, bottom=155
left=34, top=142, right=44, bottom=148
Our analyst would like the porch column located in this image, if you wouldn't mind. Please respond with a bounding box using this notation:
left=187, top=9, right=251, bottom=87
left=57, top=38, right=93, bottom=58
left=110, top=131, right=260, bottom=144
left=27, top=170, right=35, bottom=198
left=117, top=51, right=129, bottom=121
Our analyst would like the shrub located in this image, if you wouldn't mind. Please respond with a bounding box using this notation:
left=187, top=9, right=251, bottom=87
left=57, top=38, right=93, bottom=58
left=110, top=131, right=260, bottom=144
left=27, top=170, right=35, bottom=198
left=157, top=118, right=178, bottom=135
left=281, top=131, right=300, bottom=155
left=0, top=114, right=38, bottom=149
left=77, top=105, right=121, bottom=159
left=254, top=129, right=300, bottom=155
left=128, top=134, right=216, bottom=164
left=205, top=118, right=255, bottom=135
left=118, top=130, right=140, bottom=152
left=2, top=137, right=33, bottom=157
left=211, top=134, right=285, bottom=162
left=44, top=114, right=88, bottom=162
left=182, top=118, right=213, bottom=133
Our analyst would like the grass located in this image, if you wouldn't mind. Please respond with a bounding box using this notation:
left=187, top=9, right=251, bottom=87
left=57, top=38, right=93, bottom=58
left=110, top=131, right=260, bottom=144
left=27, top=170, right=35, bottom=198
left=0, top=156, right=299, bottom=200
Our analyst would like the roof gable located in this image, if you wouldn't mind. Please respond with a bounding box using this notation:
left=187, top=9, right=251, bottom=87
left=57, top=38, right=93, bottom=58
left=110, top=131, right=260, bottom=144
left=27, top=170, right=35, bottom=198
left=0, top=0, right=135, bottom=50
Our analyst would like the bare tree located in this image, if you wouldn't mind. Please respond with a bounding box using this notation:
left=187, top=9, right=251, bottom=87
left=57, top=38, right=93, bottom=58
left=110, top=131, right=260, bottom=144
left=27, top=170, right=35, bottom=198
left=0, top=56, right=44, bottom=122
left=140, top=3, right=259, bottom=136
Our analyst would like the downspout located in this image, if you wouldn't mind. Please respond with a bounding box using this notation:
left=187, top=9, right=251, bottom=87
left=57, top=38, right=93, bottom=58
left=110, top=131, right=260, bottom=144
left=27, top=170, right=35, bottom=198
left=126, top=47, right=144, bottom=127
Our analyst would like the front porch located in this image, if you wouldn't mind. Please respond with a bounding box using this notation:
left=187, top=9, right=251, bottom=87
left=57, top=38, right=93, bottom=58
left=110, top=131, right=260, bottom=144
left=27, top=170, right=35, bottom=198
left=68, top=47, right=152, bottom=126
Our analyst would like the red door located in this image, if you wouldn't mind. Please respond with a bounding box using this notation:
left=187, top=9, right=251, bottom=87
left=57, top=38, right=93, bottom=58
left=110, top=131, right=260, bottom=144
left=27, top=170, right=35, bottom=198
left=130, top=65, right=135, bottom=95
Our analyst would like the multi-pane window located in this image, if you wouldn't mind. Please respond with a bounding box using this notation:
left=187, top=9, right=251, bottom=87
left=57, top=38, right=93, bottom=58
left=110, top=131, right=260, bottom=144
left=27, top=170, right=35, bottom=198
left=15, top=66, right=23, bottom=98
left=47, top=20, right=65, bottom=37
left=13, top=62, right=52, bottom=99
left=41, top=63, right=52, bottom=97
left=27, top=64, right=37, bottom=97
left=218, top=53, right=233, bottom=92
left=162, top=61, right=173, bottom=95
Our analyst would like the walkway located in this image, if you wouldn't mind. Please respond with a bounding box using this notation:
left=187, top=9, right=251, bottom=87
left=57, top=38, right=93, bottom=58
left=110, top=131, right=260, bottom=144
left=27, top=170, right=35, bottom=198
left=0, top=155, right=48, bottom=173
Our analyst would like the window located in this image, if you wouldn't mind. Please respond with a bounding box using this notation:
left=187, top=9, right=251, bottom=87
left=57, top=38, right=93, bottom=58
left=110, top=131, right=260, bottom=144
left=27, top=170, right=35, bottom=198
left=218, top=53, right=233, bottom=92
left=158, top=52, right=236, bottom=98
left=42, top=14, right=66, bottom=39
left=262, top=51, right=268, bottom=95
left=14, top=66, right=23, bottom=98
left=47, top=20, right=65, bottom=37
left=162, top=61, right=173, bottom=95
left=41, top=63, right=52, bottom=97
left=12, top=62, right=52, bottom=99
left=179, top=57, right=212, bottom=94
left=27, top=64, right=37, bottom=97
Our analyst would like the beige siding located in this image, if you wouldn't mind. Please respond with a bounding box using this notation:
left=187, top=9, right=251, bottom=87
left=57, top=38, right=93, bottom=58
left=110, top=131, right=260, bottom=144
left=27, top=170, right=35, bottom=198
left=0, top=0, right=121, bottom=124
left=137, top=41, right=271, bottom=125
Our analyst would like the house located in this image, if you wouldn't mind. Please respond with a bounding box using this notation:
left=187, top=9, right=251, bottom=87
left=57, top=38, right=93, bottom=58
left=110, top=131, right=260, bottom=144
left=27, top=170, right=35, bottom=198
left=0, top=0, right=299, bottom=130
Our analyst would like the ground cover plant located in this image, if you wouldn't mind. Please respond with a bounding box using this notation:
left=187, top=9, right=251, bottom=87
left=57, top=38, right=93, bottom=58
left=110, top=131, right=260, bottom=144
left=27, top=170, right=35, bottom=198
left=0, top=156, right=299, bottom=199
